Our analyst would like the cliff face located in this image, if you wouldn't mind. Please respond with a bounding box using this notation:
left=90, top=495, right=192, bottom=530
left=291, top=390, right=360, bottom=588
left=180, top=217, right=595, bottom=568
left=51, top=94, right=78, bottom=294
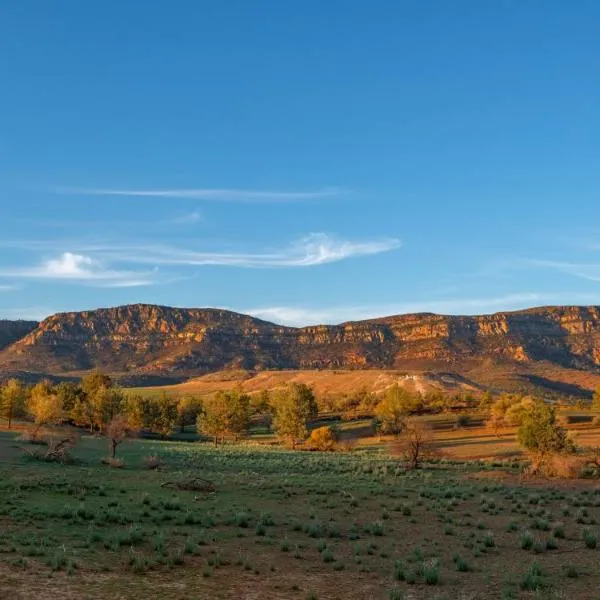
left=1, top=304, right=600, bottom=378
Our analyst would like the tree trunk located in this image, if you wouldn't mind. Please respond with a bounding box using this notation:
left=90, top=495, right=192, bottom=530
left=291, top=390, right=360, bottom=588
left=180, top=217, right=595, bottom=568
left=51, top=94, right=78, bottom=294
left=110, top=439, right=117, bottom=459
left=7, top=408, right=12, bottom=430
left=214, top=436, right=218, bottom=447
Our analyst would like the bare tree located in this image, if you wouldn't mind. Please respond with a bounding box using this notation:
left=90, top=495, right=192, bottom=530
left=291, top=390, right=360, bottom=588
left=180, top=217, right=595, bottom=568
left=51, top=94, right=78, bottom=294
left=106, top=415, right=135, bottom=460
left=391, top=419, right=437, bottom=469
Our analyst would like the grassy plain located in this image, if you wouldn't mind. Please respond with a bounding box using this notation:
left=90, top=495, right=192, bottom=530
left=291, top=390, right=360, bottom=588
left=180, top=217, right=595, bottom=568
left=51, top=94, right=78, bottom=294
left=2, top=425, right=600, bottom=599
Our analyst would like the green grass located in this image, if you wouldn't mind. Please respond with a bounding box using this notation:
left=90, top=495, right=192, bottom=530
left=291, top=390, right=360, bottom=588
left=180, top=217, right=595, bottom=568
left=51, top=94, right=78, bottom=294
left=0, top=429, right=599, bottom=599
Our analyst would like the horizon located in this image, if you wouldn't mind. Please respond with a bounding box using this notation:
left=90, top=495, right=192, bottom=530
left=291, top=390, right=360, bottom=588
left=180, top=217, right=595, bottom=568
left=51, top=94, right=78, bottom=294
left=3, top=301, right=600, bottom=328
left=2, top=2, right=600, bottom=326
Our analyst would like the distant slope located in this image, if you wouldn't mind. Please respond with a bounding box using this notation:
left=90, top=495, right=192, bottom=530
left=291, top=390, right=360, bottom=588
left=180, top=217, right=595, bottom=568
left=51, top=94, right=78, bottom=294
left=0, top=320, right=38, bottom=351
left=1, top=304, right=600, bottom=395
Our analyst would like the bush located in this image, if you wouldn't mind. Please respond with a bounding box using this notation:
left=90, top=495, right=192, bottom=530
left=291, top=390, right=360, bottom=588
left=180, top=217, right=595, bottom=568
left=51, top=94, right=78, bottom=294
left=307, top=426, right=338, bottom=451
left=582, top=529, right=597, bottom=549
left=105, top=457, right=124, bottom=469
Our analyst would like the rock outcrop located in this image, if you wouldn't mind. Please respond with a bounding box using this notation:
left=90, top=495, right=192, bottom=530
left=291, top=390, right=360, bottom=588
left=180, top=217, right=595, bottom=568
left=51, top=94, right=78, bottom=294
left=1, top=304, right=600, bottom=381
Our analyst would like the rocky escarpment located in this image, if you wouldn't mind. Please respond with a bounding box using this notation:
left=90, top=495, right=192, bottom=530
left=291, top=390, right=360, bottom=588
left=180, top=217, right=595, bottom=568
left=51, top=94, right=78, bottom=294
left=1, top=304, right=600, bottom=379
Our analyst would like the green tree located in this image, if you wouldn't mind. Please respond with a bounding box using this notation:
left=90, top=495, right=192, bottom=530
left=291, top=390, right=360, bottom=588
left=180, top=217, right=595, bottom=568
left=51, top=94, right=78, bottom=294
left=272, top=383, right=318, bottom=449
left=55, top=381, right=83, bottom=414
left=518, top=400, right=574, bottom=470
left=0, top=379, right=26, bottom=429
left=123, top=393, right=148, bottom=431
left=197, top=390, right=251, bottom=445
left=147, top=392, right=178, bottom=438
left=197, top=392, right=229, bottom=446
left=176, top=394, right=202, bottom=433
left=81, top=370, right=112, bottom=397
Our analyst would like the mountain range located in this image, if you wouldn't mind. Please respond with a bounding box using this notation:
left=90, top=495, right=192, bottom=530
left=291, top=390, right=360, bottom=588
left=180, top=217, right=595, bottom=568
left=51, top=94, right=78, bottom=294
left=1, top=304, right=600, bottom=396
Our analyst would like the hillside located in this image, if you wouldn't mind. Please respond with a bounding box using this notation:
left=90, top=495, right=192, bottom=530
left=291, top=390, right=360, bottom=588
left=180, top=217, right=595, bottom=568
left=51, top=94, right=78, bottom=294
left=0, top=320, right=38, bottom=352
left=1, top=304, right=600, bottom=395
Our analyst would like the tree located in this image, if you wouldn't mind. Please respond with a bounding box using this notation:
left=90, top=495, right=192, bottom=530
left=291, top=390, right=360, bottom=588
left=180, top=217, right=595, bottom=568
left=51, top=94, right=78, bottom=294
left=27, top=380, right=63, bottom=432
left=197, top=392, right=229, bottom=446
left=392, top=419, right=436, bottom=469
left=593, top=387, right=600, bottom=412
left=518, top=400, right=575, bottom=473
left=0, top=379, right=26, bottom=429
left=81, top=370, right=112, bottom=398
left=147, top=392, right=178, bottom=438
left=176, top=394, right=202, bottom=433
left=479, top=390, right=494, bottom=411
left=92, top=385, right=125, bottom=431
left=197, top=390, right=251, bottom=445
left=272, top=383, right=318, bottom=449
left=374, top=385, right=414, bottom=436
left=55, top=381, right=83, bottom=414
left=124, top=393, right=148, bottom=431
left=105, top=415, right=135, bottom=460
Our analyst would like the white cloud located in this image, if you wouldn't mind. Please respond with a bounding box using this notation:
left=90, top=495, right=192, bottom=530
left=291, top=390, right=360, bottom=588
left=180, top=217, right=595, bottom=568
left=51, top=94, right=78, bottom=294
left=0, top=285, right=17, bottom=292
left=97, top=233, right=401, bottom=268
left=0, top=252, right=156, bottom=288
left=58, top=186, right=344, bottom=202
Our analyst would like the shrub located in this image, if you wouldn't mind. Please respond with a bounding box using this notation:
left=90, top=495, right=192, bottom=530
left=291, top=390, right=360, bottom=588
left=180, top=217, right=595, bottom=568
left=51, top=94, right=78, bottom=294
left=520, top=562, right=544, bottom=591
left=520, top=531, right=534, bottom=550
left=388, top=588, right=405, bottom=600
left=322, top=548, right=334, bottom=563
left=582, top=529, right=597, bottom=549
left=308, top=426, right=338, bottom=451
left=105, top=457, right=124, bottom=469
left=453, top=554, right=470, bottom=572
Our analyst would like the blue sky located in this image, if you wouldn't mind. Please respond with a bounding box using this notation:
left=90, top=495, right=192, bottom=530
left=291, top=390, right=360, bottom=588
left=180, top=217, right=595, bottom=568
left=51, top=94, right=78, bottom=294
left=1, top=1, right=600, bottom=326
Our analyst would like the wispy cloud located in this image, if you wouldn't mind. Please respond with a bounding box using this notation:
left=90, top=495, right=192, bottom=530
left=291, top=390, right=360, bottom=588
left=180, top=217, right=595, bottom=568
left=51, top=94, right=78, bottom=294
left=0, top=252, right=156, bottom=288
left=0, top=234, right=400, bottom=291
left=58, top=186, right=344, bottom=203
left=529, top=259, right=600, bottom=282
left=95, top=233, right=401, bottom=268
left=245, top=293, right=571, bottom=326
left=171, top=210, right=203, bottom=225
left=0, top=284, right=18, bottom=292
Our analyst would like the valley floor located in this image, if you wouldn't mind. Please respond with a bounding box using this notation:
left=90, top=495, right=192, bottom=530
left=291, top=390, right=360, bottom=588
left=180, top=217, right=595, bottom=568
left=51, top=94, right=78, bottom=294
left=2, top=432, right=600, bottom=599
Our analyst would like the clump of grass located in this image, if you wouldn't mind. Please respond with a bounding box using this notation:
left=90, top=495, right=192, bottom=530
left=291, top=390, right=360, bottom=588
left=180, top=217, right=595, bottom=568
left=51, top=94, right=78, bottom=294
left=520, top=562, right=544, bottom=591
left=552, top=524, right=565, bottom=539
left=520, top=530, right=534, bottom=550
left=388, top=587, right=405, bottom=600
left=235, top=511, right=250, bottom=528
left=423, top=560, right=440, bottom=585
left=564, top=565, right=579, bottom=578
left=582, top=529, right=597, bottom=549
left=369, top=520, right=384, bottom=536
left=322, top=548, right=334, bottom=563
left=453, top=554, right=470, bottom=572
left=280, top=538, right=290, bottom=552
left=483, top=532, right=495, bottom=547
left=545, top=537, right=558, bottom=550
